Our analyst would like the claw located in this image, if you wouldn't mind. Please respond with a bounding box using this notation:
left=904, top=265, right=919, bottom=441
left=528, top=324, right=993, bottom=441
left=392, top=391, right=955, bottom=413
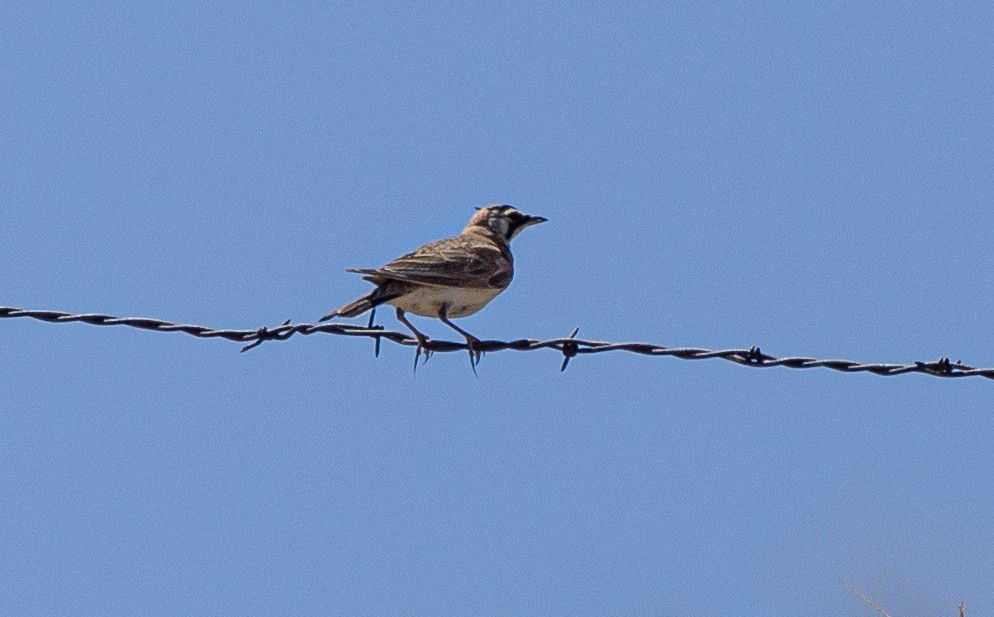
left=411, top=334, right=432, bottom=375
left=466, top=337, right=481, bottom=377
left=465, top=336, right=484, bottom=376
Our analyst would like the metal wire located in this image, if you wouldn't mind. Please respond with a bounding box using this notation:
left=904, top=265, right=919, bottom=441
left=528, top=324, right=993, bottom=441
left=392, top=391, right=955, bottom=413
left=2, top=305, right=991, bottom=380
left=841, top=581, right=895, bottom=617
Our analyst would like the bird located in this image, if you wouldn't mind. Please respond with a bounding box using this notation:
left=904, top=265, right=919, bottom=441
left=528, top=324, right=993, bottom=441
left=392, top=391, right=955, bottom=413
left=320, top=204, right=547, bottom=372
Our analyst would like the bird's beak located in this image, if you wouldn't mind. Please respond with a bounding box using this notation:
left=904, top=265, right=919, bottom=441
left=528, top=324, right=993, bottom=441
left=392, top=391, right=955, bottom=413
left=507, top=213, right=547, bottom=239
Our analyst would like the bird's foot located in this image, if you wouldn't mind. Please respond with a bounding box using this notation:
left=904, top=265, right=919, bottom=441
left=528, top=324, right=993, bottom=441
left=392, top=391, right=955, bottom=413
left=464, top=335, right=484, bottom=377
left=412, top=332, right=432, bottom=375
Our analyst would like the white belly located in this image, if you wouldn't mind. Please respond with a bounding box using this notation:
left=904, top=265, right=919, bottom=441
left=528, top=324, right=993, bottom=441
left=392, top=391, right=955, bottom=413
left=387, top=286, right=503, bottom=318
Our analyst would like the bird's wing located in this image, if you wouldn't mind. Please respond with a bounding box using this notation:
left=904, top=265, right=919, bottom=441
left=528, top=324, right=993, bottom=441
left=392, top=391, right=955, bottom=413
left=350, top=235, right=509, bottom=289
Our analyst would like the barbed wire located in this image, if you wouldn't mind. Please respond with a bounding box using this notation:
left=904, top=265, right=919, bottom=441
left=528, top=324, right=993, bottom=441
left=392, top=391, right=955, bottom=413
left=841, top=581, right=895, bottom=617
left=2, top=305, right=991, bottom=380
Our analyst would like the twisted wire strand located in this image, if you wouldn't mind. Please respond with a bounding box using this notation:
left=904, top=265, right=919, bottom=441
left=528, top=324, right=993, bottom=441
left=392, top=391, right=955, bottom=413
left=2, top=306, right=991, bottom=380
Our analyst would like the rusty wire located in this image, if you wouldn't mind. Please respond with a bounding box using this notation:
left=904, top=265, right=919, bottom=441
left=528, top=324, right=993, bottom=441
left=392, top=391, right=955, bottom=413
left=2, top=305, right=991, bottom=380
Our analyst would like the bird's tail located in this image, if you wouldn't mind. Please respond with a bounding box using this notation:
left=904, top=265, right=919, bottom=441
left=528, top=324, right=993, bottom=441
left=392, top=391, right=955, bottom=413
left=319, top=289, right=401, bottom=322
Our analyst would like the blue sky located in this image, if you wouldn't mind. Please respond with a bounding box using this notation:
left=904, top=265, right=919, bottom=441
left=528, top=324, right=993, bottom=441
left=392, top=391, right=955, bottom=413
left=2, top=3, right=993, bottom=615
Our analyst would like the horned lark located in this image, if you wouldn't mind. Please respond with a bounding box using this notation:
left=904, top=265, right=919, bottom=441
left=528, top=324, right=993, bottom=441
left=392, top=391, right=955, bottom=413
left=320, top=205, right=547, bottom=370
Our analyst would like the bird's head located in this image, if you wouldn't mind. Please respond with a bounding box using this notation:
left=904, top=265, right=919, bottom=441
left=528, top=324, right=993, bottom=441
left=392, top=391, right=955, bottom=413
left=465, top=204, right=547, bottom=242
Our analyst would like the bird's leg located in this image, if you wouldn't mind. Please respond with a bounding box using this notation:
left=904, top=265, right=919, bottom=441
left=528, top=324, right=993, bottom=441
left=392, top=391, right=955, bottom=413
left=438, top=306, right=483, bottom=375
left=395, top=308, right=431, bottom=373
left=367, top=307, right=382, bottom=358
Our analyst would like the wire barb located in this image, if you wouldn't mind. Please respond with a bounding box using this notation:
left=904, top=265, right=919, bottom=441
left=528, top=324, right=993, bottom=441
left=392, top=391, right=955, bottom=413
left=240, top=319, right=292, bottom=353
left=744, top=346, right=766, bottom=364
left=3, top=306, right=994, bottom=380
left=560, top=327, right=581, bottom=372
